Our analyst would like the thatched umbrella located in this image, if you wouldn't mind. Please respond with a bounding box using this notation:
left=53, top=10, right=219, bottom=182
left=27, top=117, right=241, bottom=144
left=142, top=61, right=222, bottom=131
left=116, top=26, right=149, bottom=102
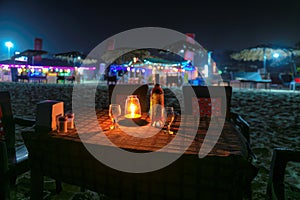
left=230, top=44, right=300, bottom=77
left=162, top=40, right=208, bottom=73
left=55, top=51, right=83, bottom=58
left=163, top=39, right=206, bottom=54
left=54, top=51, right=97, bottom=66
left=101, top=48, right=151, bottom=65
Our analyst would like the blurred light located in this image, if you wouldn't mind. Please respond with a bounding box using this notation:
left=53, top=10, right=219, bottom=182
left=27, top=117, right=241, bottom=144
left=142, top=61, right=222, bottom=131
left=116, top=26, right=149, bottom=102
left=203, top=64, right=208, bottom=78
left=273, top=53, right=279, bottom=58
left=5, top=41, right=13, bottom=48
left=5, top=41, right=14, bottom=58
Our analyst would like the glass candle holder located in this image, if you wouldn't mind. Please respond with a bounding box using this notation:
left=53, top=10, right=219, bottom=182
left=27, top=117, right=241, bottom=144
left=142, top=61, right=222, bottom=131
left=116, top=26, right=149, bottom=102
left=124, top=95, right=141, bottom=119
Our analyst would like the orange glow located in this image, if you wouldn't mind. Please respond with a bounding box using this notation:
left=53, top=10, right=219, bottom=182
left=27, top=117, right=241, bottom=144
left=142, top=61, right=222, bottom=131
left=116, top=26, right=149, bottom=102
left=130, top=103, right=136, bottom=118
left=125, top=103, right=141, bottom=118
left=124, top=95, right=141, bottom=119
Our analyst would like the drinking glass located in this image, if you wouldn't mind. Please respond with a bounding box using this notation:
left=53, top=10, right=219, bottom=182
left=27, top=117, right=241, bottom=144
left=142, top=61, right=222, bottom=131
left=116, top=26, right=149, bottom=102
left=164, top=107, right=175, bottom=134
left=109, top=104, right=121, bottom=129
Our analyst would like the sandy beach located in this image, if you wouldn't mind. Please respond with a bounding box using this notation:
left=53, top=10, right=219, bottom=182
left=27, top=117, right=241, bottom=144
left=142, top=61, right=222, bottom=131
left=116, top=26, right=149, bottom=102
left=1, top=82, right=300, bottom=199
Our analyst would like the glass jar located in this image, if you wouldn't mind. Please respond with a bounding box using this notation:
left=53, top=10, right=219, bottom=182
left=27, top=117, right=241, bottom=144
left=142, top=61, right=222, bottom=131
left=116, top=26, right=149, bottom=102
left=58, top=116, right=68, bottom=133
left=66, top=113, right=75, bottom=129
left=124, top=95, right=141, bottom=119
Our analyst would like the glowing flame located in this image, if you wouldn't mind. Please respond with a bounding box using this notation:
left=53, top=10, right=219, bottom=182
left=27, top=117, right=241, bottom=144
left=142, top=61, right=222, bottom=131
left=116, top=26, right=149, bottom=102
left=130, top=103, right=136, bottom=118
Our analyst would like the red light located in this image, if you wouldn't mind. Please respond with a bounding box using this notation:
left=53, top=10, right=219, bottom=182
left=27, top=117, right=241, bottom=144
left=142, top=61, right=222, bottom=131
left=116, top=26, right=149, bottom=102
left=295, top=78, right=300, bottom=83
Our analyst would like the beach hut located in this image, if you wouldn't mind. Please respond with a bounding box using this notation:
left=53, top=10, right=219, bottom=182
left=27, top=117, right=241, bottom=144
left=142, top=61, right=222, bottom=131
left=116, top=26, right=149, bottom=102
left=104, top=49, right=196, bottom=86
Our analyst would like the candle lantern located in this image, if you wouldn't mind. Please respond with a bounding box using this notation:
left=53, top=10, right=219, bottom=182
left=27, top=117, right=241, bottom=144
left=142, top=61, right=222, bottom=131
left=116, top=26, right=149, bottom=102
left=124, top=95, right=141, bottom=119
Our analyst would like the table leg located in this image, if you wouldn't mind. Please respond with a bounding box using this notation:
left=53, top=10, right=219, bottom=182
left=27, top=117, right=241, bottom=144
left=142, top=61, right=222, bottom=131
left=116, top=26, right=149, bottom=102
left=0, top=142, right=10, bottom=200
left=31, top=167, right=44, bottom=200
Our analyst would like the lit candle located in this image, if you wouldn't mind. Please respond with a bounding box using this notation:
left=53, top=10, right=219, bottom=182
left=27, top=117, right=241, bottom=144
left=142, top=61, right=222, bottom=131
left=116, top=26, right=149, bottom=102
left=130, top=103, right=136, bottom=118
left=124, top=95, right=141, bottom=119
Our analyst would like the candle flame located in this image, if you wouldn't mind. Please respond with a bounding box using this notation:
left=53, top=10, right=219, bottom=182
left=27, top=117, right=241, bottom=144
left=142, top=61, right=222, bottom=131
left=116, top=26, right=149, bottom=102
left=130, top=103, right=136, bottom=118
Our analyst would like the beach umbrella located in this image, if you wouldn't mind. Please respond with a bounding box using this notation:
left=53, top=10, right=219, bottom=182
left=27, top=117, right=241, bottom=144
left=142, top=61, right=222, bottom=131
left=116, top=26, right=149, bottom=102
left=230, top=44, right=300, bottom=77
left=55, top=51, right=84, bottom=59
left=54, top=51, right=97, bottom=66
left=101, top=48, right=151, bottom=64
left=163, top=40, right=209, bottom=73
left=163, top=39, right=206, bottom=54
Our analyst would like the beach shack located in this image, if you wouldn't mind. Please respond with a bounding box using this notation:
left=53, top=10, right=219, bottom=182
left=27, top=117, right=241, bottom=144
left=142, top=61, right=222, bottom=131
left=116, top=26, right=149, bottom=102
left=105, top=51, right=199, bottom=86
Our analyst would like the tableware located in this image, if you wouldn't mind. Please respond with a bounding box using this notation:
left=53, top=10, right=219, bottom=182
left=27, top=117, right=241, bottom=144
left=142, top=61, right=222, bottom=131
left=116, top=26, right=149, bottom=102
left=164, top=107, right=174, bottom=134
left=58, top=116, right=68, bottom=133
left=150, top=84, right=164, bottom=128
left=66, top=113, right=75, bottom=129
left=124, top=95, right=141, bottom=119
left=109, top=104, right=121, bottom=129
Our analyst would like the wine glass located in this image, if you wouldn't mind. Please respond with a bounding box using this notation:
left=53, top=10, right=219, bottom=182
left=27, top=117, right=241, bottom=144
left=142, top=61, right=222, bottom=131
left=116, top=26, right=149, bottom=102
left=164, top=107, right=175, bottom=134
left=109, top=104, right=121, bottom=129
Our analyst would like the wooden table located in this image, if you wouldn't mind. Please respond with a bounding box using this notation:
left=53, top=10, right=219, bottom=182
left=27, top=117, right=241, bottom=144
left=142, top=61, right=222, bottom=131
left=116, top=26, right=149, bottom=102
left=22, top=110, right=257, bottom=200
left=239, top=79, right=272, bottom=89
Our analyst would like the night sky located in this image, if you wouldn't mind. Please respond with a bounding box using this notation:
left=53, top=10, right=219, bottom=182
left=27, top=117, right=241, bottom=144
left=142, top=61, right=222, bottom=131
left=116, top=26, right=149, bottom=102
left=1, top=0, right=300, bottom=59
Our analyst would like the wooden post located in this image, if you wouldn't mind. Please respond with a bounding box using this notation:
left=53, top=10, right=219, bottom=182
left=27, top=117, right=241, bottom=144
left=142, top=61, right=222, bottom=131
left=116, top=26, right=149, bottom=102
left=0, top=141, right=10, bottom=200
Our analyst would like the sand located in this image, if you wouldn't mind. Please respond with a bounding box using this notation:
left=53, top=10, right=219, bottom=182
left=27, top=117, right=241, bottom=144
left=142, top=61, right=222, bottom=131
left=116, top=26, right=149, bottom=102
left=2, top=82, right=299, bottom=199
left=230, top=89, right=300, bottom=199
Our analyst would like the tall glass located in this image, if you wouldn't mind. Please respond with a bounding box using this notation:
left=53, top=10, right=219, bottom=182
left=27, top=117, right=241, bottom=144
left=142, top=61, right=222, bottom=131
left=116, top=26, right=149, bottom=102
left=109, top=104, right=121, bottom=129
left=164, top=107, right=175, bottom=134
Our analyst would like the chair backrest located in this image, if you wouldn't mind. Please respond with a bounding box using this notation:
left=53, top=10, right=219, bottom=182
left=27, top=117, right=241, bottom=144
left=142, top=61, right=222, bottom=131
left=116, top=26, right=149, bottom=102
left=182, top=86, right=232, bottom=119
left=107, top=76, right=117, bottom=85
left=266, top=148, right=300, bottom=200
left=108, top=84, right=149, bottom=113
left=278, top=73, right=293, bottom=83
left=0, top=91, right=16, bottom=165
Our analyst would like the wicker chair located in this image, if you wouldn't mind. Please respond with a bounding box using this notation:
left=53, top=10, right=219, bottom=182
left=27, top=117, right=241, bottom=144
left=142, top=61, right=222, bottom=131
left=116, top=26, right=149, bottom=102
left=278, top=73, right=293, bottom=88
left=0, top=91, right=62, bottom=199
left=266, top=148, right=300, bottom=200
left=182, top=86, right=258, bottom=199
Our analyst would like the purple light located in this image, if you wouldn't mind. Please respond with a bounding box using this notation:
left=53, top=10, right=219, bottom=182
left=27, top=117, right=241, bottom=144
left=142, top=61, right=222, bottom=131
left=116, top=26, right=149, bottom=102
left=0, top=64, right=96, bottom=70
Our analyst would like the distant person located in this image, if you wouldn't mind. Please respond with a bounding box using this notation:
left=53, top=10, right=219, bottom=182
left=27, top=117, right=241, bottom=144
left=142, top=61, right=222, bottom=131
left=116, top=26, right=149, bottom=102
left=123, top=73, right=129, bottom=83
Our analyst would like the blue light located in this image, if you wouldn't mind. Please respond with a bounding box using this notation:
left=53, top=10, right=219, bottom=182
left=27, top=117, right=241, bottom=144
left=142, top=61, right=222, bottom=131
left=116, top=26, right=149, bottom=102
left=273, top=53, right=279, bottom=58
